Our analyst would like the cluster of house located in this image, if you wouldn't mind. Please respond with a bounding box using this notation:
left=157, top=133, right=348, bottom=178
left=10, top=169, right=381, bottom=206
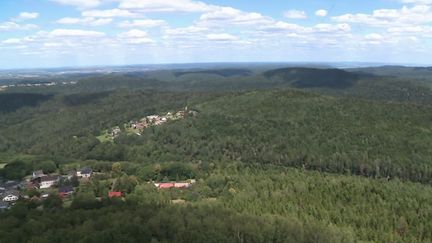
left=107, top=107, right=198, bottom=139
left=109, top=126, right=122, bottom=138
left=31, top=167, right=92, bottom=189
left=0, top=181, right=20, bottom=210
left=130, top=107, right=198, bottom=134
left=153, top=179, right=196, bottom=190
left=0, top=81, right=78, bottom=92
left=0, top=167, right=93, bottom=210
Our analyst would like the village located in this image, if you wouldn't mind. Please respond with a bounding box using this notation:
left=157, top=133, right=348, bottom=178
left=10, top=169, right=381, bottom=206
left=0, top=81, right=78, bottom=92
left=1, top=107, right=200, bottom=211
left=0, top=165, right=196, bottom=211
left=99, top=107, right=198, bottom=141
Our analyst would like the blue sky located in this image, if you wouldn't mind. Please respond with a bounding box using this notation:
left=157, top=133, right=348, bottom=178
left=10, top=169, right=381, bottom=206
left=0, top=0, right=431, bottom=69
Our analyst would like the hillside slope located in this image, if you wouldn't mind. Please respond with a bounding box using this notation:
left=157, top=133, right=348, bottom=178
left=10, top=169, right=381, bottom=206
left=264, top=68, right=364, bottom=88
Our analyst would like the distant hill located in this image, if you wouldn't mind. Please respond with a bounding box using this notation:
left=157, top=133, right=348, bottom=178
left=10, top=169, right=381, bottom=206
left=264, top=67, right=364, bottom=89
left=173, top=69, right=253, bottom=78
left=350, top=66, right=432, bottom=81
left=0, top=93, right=53, bottom=113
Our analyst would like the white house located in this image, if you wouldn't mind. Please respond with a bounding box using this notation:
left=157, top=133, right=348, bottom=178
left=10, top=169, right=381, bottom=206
left=2, top=193, right=18, bottom=202
left=39, top=176, right=59, bottom=189
left=32, top=170, right=45, bottom=179
left=77, top=167, right=92, bottom=178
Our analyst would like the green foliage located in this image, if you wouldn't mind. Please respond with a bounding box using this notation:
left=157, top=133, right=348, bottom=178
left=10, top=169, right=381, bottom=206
left=38, top=160, right=57, bottom=174
left=71, top=192, right=101, bottom=210
left=138, top=163, right=197, bottom=181
left=0, top=203, right=354, bottom=243
left=0, top=93, right=53, bottom=114
left=43, top=194, right=63, bottom=210
left=0, top=160, right=30, bottom=180
left=264, top=67, right=361, bottom=88
left=202, top=165, right=432, bottom=242
left=113, top=90, right=432, bottom=184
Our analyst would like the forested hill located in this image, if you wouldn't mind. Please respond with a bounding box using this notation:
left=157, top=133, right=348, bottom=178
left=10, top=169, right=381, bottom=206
left=1, top=89, right=432, bottom=184
left=173, top=68, right=253, bottom=78
left=350, top=65, right=432, bottom=80
left=263, top=67, right=365, bottom=88
left=7, top=66, right=432, bottom=106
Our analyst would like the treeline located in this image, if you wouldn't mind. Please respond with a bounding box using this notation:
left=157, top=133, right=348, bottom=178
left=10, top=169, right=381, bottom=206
left=7, top=67, right=432, bottom=105
left=211, top=165, right=432, bottom=242
left=2, top=162, right=432, bottom=242
left=0, top=202, right=353, bottom=243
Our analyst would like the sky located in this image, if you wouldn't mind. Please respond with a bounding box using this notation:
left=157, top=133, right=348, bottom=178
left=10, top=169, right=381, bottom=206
left=0, top=0, right=432, bottom=69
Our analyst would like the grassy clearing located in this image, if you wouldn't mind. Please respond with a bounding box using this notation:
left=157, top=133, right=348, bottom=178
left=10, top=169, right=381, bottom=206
left=0, top=153, right=39, bottom=167
left=96, top=130, right=113, bottom=143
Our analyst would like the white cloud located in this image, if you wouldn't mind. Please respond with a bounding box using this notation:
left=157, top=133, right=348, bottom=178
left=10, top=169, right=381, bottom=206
left=118, top=29, right=149, bottom=38
left=199, top=7, right=271, bottom=26
left=118, top=0, right=216, bottom=12
left=400, top=0, right=432, bottom=4
left=56, top=17, right=113, bottom=26
left=16, top=12, right=39, bottom=21
left=43, top=42, right=63, bottom=48
left=82, top=9, right=141, bottom=18
left=164, top=26, right=208, bottom=37
left=118, top=29, right=154, bottom=44
left=365, top=33, right=384, bottom=40
left=118, top=19, right=166, bottom=28
left=56, top=18, right=82, bottom=24
left=332, top=5, right=432, bottom=27
left=315, top=9, right=328, bottom=17
left=206, top=33, right=239, bottom=41
left=48, top=29, right=106, bottom=37
left=314, top=23, right=351, bottom=33
left=388, top=25, right=432, bottom=33
left=258, top=21, right=304, bottom=32
left=1, top=38, right=22, bottom=44
left=0, top=21, right=38, bottom=31
left=50, top=0, right=102, bottom=9
left=283, top=10, right=307, bottom=19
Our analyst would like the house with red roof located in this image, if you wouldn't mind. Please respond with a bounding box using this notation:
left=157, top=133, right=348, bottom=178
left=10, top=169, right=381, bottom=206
left=108, top=191, right=123, bottom=198
left=158, top=183, right=175, bottom=189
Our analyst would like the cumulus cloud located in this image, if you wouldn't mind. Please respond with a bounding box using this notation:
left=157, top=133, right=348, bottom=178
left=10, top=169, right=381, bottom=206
left=400, top=0, right=432, bottom=4
left=1, top=38, right=22, bottom=44
left=206, top=33, right=239, bottom=41
left=199, top=7, right=272, bottom=27
left=48, top=29, right=106, bottom=37
left=118, top=29, right=154, bottom=44
left=82, top=9, right=141, bottom=18
left=50, top=0, right=102, bottom=9
left=283, top=10, right=307, bottom=19
left=314, top=23, right=351, bottom=33
left=118, top=0, right=216, bottom=12
left=56, top=17, right=113, bottom=26
left=15, top=12, right=39, bottom=21
left=315, top=9, right=328, bottom=17
left=4, top=0, right=432, bottom=66
left=0, top=21, right=38, bottom=31
left=332, top=5, right=432, bottom=27
left=388, top=25, right=432, bottom=33
left=164, top=26, right=208, bottom=37
left=118, top=19, right=166, bottom=28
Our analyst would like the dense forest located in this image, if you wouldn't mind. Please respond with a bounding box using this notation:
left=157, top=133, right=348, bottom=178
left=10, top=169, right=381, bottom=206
left=1, top=65, right=432, bottom=242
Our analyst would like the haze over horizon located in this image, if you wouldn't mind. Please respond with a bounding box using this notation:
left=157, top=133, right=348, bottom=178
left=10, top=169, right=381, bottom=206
left=1, top=0, right=432, bottom=69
